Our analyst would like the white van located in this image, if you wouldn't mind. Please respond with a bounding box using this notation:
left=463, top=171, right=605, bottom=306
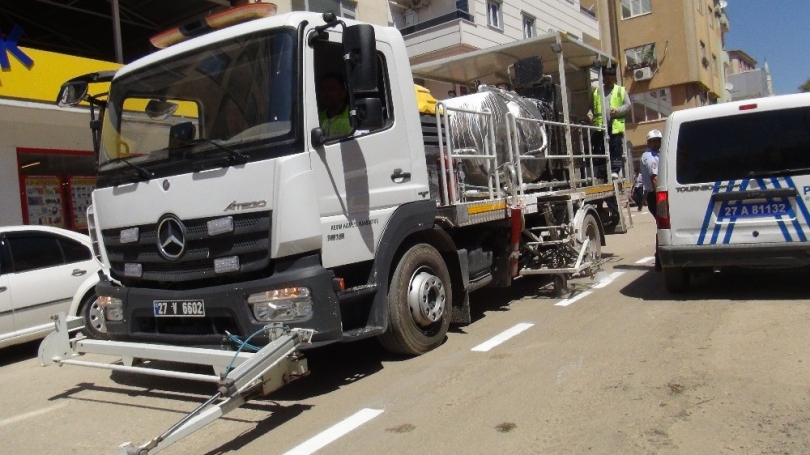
left=657, top=93, right=810, bottom=292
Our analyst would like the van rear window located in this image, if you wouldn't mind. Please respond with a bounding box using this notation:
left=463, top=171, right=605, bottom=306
left=676, top=106, right=810, bottom=184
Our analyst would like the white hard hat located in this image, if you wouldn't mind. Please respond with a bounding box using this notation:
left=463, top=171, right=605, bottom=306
left=646, top=129, right=663, bottom=141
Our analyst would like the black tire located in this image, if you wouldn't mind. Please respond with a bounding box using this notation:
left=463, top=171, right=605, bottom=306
left=378, top=244, right=451, bottom=356
left=581, top=213, right=602, bottom=265
left=553, top=274, right=569, bottom=297
left=80, top=294, right=109, bottom=339
left=663, top=266, right=690, bottom=293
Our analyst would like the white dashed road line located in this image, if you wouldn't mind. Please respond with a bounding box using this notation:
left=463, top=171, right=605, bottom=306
left=0, top=401, right=69, bottom=428
left=591, top=271, right=625, bottom=289
left=554, top=271, right=625, bottom=306
left=554, top=290, right=593, bottom=307
left=282, top=408, right=384, bottom=455
left=471, top=323, right=534, bottom=352
left=635, top=256, right=655, bottom=264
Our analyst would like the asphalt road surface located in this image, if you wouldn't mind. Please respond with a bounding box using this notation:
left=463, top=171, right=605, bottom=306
left=2, top=209, right=810, bottom=455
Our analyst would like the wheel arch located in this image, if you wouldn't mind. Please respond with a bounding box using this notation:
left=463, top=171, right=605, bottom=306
left=366, top=201, right=466, bottom=332
left=68, top=271, right=101, bottom=317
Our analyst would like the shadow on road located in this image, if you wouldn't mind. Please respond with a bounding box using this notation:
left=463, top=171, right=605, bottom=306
left=618, top=267, right=810, bottom=302
left=461, top=275, right=555, bottom=327
left=0, top=339, right=41, bottom=367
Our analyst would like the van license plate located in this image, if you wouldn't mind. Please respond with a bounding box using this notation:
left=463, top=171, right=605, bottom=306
left=720, top=202, right=793, bottom=219
left=153, top=300, right=205, bottom=317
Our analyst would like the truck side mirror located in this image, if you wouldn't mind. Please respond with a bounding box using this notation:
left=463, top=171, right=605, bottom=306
left=355, top=98, right=383, bottom=130
left=343, top=24, right=377, bottom=93
left=56, top=82, right=89, bottom=107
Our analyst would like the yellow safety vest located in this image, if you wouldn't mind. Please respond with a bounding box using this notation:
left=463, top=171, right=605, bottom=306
left=319, top=105, right=352, bottom=137
left=592, top=86, right=627, bottom=135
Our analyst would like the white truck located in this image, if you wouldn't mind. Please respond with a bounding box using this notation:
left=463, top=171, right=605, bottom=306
left=42, top=5, right=630, bottom=453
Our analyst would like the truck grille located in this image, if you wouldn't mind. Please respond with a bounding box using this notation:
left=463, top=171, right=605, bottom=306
left=102, top=211, right=271, bottom=282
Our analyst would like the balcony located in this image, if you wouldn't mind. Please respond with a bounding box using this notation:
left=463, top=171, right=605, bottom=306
left=580, top=5, right=597, bottom=19
left=399, top=9, right=474, bottom=37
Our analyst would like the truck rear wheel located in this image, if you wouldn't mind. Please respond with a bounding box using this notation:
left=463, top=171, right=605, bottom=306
left=379, top=244, right=451, bottom=356
left=663, top=266, right=690, bottom=293
left=581, top=214, right=602, bottom=265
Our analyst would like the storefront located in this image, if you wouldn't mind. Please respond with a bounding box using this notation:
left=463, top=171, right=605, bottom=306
left=0, top=47, right=120, bottom=230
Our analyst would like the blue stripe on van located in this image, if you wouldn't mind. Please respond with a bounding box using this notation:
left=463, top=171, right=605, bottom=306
left=771, top=177, right=806, bottom=242
left=754, top=178, right=791, bottom=242
left=698, top=181, right=723, bottom=245
left=722, top=178, right=750, bottom=244
left=785, top=175, right=810, bottom=241
left=710, top=180, right=737, bottom=245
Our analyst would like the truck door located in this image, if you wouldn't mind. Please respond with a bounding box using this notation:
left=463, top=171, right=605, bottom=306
left=309, top=37, right=419, bottom=267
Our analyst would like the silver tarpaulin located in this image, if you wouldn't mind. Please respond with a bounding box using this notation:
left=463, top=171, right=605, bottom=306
left=441, top=86, right=549, bottom=187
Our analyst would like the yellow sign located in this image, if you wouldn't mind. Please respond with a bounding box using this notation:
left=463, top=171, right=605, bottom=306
left=0, top=47, right=121, bottom=103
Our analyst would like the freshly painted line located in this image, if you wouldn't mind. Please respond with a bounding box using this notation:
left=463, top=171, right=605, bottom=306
left=592, top=271, right=625, bottom=289
left=554, top=271, right=625, bottom=307
left=282, top=408, right=384, bottom=455
left=471, top=323, right=534, bottom=352
left=635, top=256, right=655, bottom=264
left=554, top=290, right=593, bottom=307
left=0, top=401, right=69, bottom=428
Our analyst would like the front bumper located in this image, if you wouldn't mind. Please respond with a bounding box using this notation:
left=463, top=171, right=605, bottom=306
left=659, top=242, right=810, bottom=269
left=99, top=254, right=342, bottom=348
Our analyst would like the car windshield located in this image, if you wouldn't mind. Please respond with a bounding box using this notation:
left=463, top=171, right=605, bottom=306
left=676, top=105, right=810, bottom=184
left=100, top=29, right=296, bottom=175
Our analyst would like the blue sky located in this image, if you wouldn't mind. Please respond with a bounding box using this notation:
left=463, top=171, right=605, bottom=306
left=723, top=1, right=810, bottom=95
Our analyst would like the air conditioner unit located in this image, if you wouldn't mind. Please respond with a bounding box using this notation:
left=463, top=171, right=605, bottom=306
left=633, top=67, right=653, bottom=82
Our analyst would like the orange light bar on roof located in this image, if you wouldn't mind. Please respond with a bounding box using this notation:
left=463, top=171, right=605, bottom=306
left=150, top=3, right=278, bottom=49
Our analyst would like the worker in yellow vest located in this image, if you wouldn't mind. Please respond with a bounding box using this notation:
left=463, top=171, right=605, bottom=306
left=587, top=65, right=630, bottom=180
left=318, top=72, right=353, bottom=138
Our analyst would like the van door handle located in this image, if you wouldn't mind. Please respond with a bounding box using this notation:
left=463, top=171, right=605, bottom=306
left=72, top=269, right=87, bottom=277
left=391, top=169, right=411, bottom=183
left=0, top=286, right=6, bottom=292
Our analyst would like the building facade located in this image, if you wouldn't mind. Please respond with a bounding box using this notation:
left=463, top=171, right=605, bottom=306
left=612, top=0, right=730, bottom=160
left=389, top=0, right=607, bottom=96
left=727, top=50, right=773, bottom=101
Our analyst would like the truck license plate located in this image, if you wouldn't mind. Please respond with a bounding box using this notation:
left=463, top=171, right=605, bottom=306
left=153, top=300, right=205, bottom=317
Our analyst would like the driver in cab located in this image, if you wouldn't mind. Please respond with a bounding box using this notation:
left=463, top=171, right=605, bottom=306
left=318, top=72, right=352, bottom=138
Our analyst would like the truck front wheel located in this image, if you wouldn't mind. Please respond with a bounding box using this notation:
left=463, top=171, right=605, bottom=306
left=80, top=294, right=109, bottom=339
left=379, top=244, right=451, bottom=356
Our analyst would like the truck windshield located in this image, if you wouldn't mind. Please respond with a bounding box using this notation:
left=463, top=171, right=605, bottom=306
left=676, top=106, right=810, bottom=184
left=100, top=29, right=296, bottom=176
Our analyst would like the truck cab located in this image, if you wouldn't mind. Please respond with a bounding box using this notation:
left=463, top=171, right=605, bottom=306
left=64, top=10, right=431, bottom=348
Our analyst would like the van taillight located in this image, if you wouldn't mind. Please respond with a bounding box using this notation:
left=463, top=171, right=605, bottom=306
left=656, top=191, right=671, bottom=229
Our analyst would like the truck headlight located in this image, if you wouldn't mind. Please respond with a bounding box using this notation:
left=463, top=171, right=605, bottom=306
left=98, top=295, right=124, bottom=321
left=248, top=287, right=313, bottom=322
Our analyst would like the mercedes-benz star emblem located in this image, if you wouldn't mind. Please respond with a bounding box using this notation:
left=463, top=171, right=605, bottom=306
left=157, top=216, right=186, bottom=260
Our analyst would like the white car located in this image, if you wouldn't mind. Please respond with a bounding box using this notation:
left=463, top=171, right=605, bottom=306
left=0, top=225, right=104, bottom=349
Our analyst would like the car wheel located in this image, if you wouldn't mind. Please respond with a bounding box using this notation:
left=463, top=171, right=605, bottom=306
left=80, top=294, right=109, bottom=339
left=378, top=244, right=451, bottom=356
left=663, top=266, right=690, bottom=293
